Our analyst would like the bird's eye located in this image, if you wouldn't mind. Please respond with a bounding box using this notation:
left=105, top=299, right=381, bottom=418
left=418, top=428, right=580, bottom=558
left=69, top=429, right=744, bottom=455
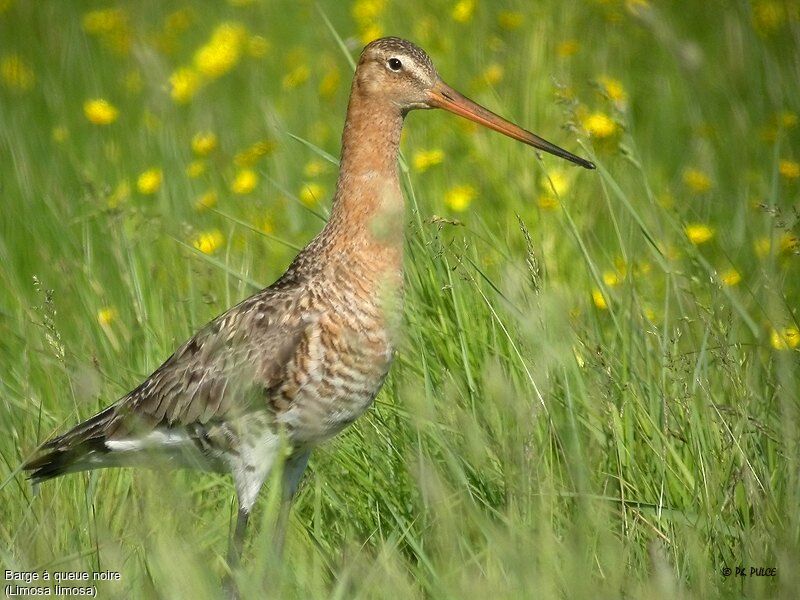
left=387, top=58, right=402, bottom=71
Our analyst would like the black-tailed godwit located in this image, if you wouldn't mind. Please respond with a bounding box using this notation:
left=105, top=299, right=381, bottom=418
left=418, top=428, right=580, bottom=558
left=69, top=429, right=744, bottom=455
left=24, top=36, right=594, bottom=567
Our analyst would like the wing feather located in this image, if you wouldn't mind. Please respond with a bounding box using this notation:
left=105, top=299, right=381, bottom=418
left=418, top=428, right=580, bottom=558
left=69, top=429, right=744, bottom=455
left=38, top=288, right=313, bottom=450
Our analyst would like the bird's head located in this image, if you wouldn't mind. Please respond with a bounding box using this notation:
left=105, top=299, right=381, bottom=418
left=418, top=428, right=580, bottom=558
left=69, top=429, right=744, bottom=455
left=355, top=37, right=595, bottom=170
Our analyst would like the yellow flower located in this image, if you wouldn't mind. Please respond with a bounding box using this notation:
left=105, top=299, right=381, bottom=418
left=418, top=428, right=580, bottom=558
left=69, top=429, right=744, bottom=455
left=583, top=112, right=617, bottom=138
left=194, top=22, right=247, bottom=79
left=282, top=64, right=310, bottom=89
left=309, top=120, right=331, bottom=144
left=358, top=23, right=384, bottom=45
left=598, top=75, right=627, bottom=107
left=770, top=326, right=799, bottom=350
left=556, top=40, right=580, bottom=58
left=498, top=10, right=524, bottom=30
left=234, top=140, right=276, bottom=167
left=780, top=232, right=799, bottom=254
left=247, top=35, right=270, bottom=58
left=444, top=184, right=476, bottom=212
left=452, top=0, right=475, bottom=23
left=164, top=8, right=193, bottom=34
left=299, top=183, right=325, bottom=205
left=186, top=160, right=206, bottom=179
left=82, top=8, right=125, bottom=35
left=192, top=131, right=218, bottom=156
left=541, top=168, right=571, bottom=196
left=603, top=271, right=622, bottom=286
left=754, top=236, right=771, bottom=258
left=231, top=169, right=258, bottom=194
left=260, top=216, right=275, bottom=234
left=458, top=120, right=479, bottom=135
left=657, top=192, right=675, bottom=209
left=169, top=67, right=201, bottom=104
left=137, top=168, right=162, bottom=195
left=779, top=159, right=800, bottom=180
left=194, top=190, right=218, bottom=211
left=753, top=232, right=798, bottom=258
left=82, top=8, right=131, bottom=55
left=682, top=168, right=713, bottom=193
left=97, top=307, right=118, bottom=326
left=107, top=180, right=131, bottom=208
left=720, top=268, right=741, bottom=286
left=303, top=160, right=330, bottom=178
left=84, top=98, right=119, bottom=125
left=592, top=288, right=608, bottom=310
left=759, top=124, right=778, bottom=143
left=52, top=126, right=69, bottom=143
left=752, top=1, right=785, bottom=34
left=684, top=223, right=714, bottom=245
left=351, top=0, right=385, bottom=44
left=352, top=0, right=386, bottom=24
left=413, top=149, right=445, bottom=172
left=537, top=194, right=559, bottom=210
left=482, top=64, right=504, bottom=86
left=780, top=111, right=798, bottom=129
left=193, top=229, right=225, bottom=255
left=0, top=54, right=35, bottom=91
left=318, top=68, right=340, bottom=99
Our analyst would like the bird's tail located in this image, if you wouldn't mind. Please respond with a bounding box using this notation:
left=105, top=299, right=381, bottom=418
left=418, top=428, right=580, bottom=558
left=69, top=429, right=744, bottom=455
left=23, top=404, right=118, bottom=483
left=23, top=403, right=221, bottom=483
left=23, top=439, right=111, bottom=483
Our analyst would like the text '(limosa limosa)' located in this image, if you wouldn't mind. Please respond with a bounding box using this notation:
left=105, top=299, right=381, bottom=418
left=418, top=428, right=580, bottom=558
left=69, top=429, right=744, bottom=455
left=23, top=37, right=595, bottom=567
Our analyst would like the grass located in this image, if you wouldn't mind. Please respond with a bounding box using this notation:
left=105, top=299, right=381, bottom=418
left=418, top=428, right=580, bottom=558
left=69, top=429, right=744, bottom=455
left=1, top=1, right=799, bottom=598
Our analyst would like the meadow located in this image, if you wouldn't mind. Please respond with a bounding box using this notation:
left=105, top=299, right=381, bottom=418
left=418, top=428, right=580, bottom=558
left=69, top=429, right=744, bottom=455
left=1, top=1, right=799, bottom=598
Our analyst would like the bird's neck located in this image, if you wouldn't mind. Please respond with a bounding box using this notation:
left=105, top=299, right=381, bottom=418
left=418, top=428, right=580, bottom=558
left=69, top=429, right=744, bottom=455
left=325, top=89, right=405, bottom=254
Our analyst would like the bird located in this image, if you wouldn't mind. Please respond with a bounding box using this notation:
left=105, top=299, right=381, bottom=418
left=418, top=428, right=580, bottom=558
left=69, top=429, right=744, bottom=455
left=23, top=37, right=594, bottom=566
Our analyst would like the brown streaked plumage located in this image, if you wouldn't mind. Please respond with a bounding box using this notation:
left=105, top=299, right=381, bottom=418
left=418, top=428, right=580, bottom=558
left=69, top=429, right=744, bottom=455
left=23, top=37, right=594, bottom=566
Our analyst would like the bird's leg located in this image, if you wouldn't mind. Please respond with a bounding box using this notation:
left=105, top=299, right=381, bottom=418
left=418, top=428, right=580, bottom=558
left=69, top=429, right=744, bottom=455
left=274, top=449, right=310, bottom=557
left=228, top=505, right=249, bottom=568
left=224, top=504, right=249, bottom=600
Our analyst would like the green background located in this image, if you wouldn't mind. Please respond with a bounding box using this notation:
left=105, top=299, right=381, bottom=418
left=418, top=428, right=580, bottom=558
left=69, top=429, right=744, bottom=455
left=1, top=1, right=798, bottom=598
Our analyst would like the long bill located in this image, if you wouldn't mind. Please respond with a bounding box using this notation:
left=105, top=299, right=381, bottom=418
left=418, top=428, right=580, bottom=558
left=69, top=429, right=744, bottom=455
left=427, top=80, right=595, bottom=170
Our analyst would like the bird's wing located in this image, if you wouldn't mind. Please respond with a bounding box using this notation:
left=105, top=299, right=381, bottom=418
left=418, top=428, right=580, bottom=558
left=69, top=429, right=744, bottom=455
left=41, top=287, right=314, bottom=449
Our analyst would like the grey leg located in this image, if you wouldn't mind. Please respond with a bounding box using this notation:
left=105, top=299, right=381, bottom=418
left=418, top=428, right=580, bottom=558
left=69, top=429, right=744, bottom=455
left=224, top=506, right=250, bottom=600
left=274, top=449, right=310, bottom=556
left=228, top=506, right=249, bottom=569
left=224, top=505, right=249, bottom=599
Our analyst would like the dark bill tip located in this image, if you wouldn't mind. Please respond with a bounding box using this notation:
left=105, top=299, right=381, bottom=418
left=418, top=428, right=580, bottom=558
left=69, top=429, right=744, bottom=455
left=427, top=80, right=595, bottom=170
